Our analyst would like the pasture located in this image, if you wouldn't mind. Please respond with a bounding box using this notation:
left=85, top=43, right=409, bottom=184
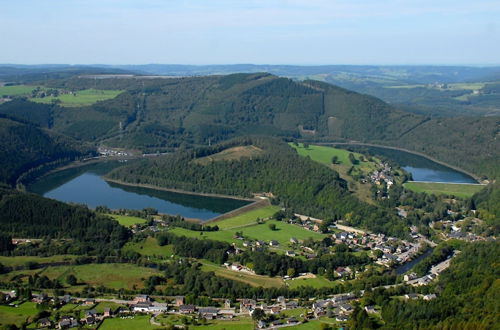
left=287, top=275, right=338, bottom=289
left=0, top=255, right=77, bottom=268
left=31, top=89, right=123, bottom=107
left=200, top=261, right=284, bottom=288
left=107, top=214, right=147, bottom=227
left=0, top=302, right=39, bottom=327
left=0, top=263, right=162, bottom=290
left=0, top=85, right=37, bottom=97
left=100, top=315, right=158, bottom=330
left=404, top=181, right=485, bottom=198
left=122, top=237, right=174, bottom=257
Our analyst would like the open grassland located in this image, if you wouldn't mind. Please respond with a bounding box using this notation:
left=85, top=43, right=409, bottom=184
left=404, top=181, right=485, bottom=198
left=212, top=205, right=280, bottom=229
left=171, top=219, right=327, bottom=250
left=122, top=237, right=174, bottom=257
left=94, top=301, right=126, bottom=313
left=194, top=145, right=263, bottom=165
left=287, top=275, right=338, bottom=289
left=0, top=255, right=77, bottom=268
left=0, top=85, right=37, bottom=97
left=200, top=261, right=285, bottom=288
left=107, top=214, right=147, bottom=227
left=100, top=315, right=158, bottom=330
left=0, top=264, right=162, bottom=290
left=288, top=318, right=340, bottom=329
left=31, top=89, right=123, bottom=107
left=0, top=302, right=39, bottom=327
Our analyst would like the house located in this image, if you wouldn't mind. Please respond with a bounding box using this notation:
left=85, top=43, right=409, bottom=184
left=285, top=301, right=298, bottom=309
left=364, top=306, right=377, bottom=314
left=403, top=273, right=417, bottom=282
left=58, top=316, right=78, bottom=329
left=85, top=315, right=96, bottom=325
left=423, top=294, right=437, bottom=301
left=218, top=308, right=236, bottom=319
left=269, top=240, right=279, bottom=247
left=38, top=317, right=52, bottom=328
left=258, top=320, right=267, bottom=329
left=135, top=294, right=151, bottom=303
left=256, top=240, right=266, bottom=247
left=290, top=237, right=299, bottom=244
left=243, top=241, right=251, bottom=247
left=404, top=293, right=419, bottom=300
left=133, top=302, right=152, bottom=312
left=32, top=293, right=48, bottom=303
left=240, top=299, right=257, bottom=313
left=313, top=307, right=325, bottom=317
left=224, top=299, right=231, bottom=308
left=85, top=309, right=97, bottom=317
left=149, top=304, right=169, bottom=313
left=287, top=317, right=299, bottom=324
left=198, top=307, right=219, bottom=320
left=84, top=298, right=95, bottom=306
left=340, top=304, right=353, bottom=313
left=175, top=296, right=185, bottom=306
left=313, top=300, right=331, bottom=309
left=336, top=315, right=348, bottom=322
left=103, top=307, right=112, bottom=317
left=277, top=296, right=286, bottom=306
left=286, top=250, right=296, bottom=257
left=269, top=306, right=281, bottom=314
left=61, top=294, right=72, bottom=304
left=179, top=304, right=195, bottom=314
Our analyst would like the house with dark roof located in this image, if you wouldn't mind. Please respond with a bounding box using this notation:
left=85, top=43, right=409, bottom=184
left=179, top=304, right=195, bottom=314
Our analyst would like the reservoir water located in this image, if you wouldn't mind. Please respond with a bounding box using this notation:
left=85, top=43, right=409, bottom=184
left=338, top=145, right=477, bottom=183
left=28, top=161, right=250, bottom=221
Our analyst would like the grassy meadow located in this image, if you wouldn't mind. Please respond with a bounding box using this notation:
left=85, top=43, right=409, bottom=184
left=0, top=255, right=77, bottom=268
left=31, top=89, right=123, bottom=107
left=287, top=275, right=338, bottom=289
left=122, top=237, right=174, bottom=257
left=194, top=145, right=263, bottom=165
left=404, top=181, right=485, bottom=198
left=0, top=302, right=39, bottom=327
left=0, top=85, right=37, bottom=97
left=211, top=205, right=280, bottom=229
left=107, top=214, right=147, bottom=227
left=200, top=261, right=285, bottom=288
left=100, top=315, right=158, bottom=330
left=0, top=263, right=162, bottom=290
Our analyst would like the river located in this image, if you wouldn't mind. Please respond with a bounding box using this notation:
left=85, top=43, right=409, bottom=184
left=28, top=161, right=250, bottom=221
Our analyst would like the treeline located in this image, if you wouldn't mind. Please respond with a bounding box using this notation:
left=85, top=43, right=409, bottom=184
left=109, top=137, right=408, bottom=238
left=157, top=232, right=230, bottom=264
left=0, top=188, right=131, bottom=255
left=380, top=241, right=500, bottom=329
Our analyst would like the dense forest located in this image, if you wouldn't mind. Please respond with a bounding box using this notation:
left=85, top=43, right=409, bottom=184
left=109, top=137, right=409, bottom=237
left=0, top=188, right=130, bottom=255
left=0, top=117, right=95, bottom=186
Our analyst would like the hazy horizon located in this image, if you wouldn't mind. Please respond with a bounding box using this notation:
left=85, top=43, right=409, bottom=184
left=2, top=0, right=499, bottom=65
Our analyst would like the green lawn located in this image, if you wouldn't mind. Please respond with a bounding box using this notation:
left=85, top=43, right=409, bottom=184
left=58, top=303, right=78, bottom=312
left=0, top=255, right=77, bottom=268
left=192, top=317, right=254, bottom=329
left=287, top=275, right=338, bottom=289
left=122, top=237, right=174, bottom=257
left=31, top=89, right=123, bottom=107
left=0, top=302, right=39, bottom=327
left=100, top=315, right=158, bottom=330
left=200, top=261, right=285, bottom=288
left=288, top=318, right=340, bottom=329
left=107, top=214, right=147, bottom=227
left=0, top=85, right=37, bottom=97
left=404, top=181, right=485, bottom=198
left=94, top=301, right=125, bottom=313
left=0, top=263, right=162, bottom=290
left=213, top=205, right=281, bottom=229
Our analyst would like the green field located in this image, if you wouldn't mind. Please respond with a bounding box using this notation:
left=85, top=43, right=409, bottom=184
left=171, top=219, right=327, bottom=250
left=31, top=89, right=123, bottom=107
left=404, top=181, right=485, bottom=198
left=192, top=317, right=254, bottom=329
left=94, top=301, right=125, bottom=313
left=288, top=318, right=340, bottom=329
left=287, top=275, right=338, bottom=289
left=0, top=255, right=77, bottom=268
left=122, top=237, right=174, bottom=257
left=0, top=85, right=37, bottom=97
left=200, top=261, right=285, bottom=288
left=100, top=315, right=158, bottom=330
left=0, top=263, right=162, bottom=290
left=0, top=302, right=39, bottom=327
left=195, top=145, right=263, bottom=165
left=107, top=214, right=147, bottom=227
left=211, top=205, right=281, bottom=229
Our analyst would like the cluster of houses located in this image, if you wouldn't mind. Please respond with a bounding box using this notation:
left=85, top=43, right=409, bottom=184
left=97, top=147, right=131, bottom=157
left=369, top=163, right=395, bottom=187
left=310, top=293, right=358, bottom=322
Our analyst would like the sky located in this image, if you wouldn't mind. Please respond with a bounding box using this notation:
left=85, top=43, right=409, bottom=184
left=1, top=0, right=499, bottom=65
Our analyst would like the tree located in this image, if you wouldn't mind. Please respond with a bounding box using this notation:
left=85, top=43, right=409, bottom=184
left=287, top=268, right=296, bottom=277
left=331, top=155, right=339, bottom=164
left=268, top=223, right=277, bottom=231
left=66, top=274, right=78, bottom=286
left=252, top=308, right=266, bottom=321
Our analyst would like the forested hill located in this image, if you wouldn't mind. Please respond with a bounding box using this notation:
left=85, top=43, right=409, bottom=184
left=0, top=188, right=130, bottom=255
left=1, top=72, right=499, bottom=178
left=107, top=137, right=409, bottom=237
left=0, top=117, right=96, bottom=186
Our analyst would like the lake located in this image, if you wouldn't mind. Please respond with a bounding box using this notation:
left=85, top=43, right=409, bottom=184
left=338, top=145, right=477, bottom=183
left=28, top=161, right=251, bottom=221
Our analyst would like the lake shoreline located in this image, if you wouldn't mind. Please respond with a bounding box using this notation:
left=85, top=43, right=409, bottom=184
left=104, top=177, right=257, bottom=203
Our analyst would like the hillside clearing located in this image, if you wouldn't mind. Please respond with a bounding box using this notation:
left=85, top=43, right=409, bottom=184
left=31, top=89, right=123, bottom=107
left=107, top=214, right=147, bottom=227
left=200, top=261, right=285, bottom=288
left=212, top=205, right=281, bottom=229
left=194, top=145, right=263, bottom=165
